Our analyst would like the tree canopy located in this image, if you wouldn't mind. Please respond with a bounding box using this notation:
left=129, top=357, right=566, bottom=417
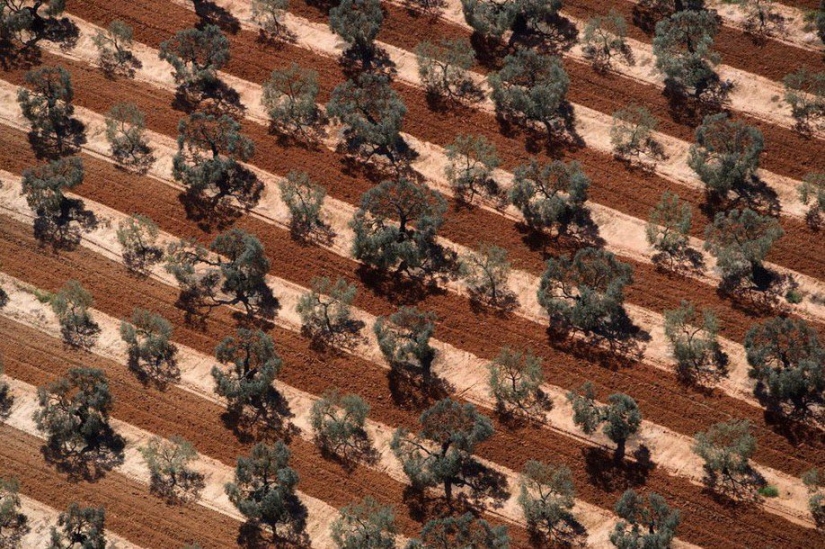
left=610, top=490, right=681, bottom=549
left=158, top=24, right=229, bottom=94
left=351, top=178, right=448, bottom=276
left=568, top=383, right=641, bottom=461
left=407, top=513, right=510, bottom=549
left=693, top=419, right=758, bottom=497
left=518, top=460, right=576, bottom=544
left=538, top=248, right=633, bottom=336
left=391, top=399, right=494, bottom=502
left=745, top=317, right=825, bottom=422
left=652, top=9, right=720, bottom=97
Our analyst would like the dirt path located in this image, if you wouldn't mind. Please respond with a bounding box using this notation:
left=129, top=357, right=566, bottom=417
left=0, top=170, right=813, bottom=531
left=0, top=425, right=244, bottom=549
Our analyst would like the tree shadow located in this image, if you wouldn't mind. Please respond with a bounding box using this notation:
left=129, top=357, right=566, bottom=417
left=122, top=245, right=164, bottom=276
left=41, top=432, right=126, bottom=482
left=526, top=514, right=588, bottom=549
left=582, top=446, right=654, bottom=493
left=717, top=266, right=795, bottom=318
left=457, top=459, right=511, bottom=509
left=33, top=199, right=97, bottom=253
left=512, top=14, right=579, bottom=56
left=0, top=40, right=42, bottom=70
left=193, top=0, right=241, bottom=34
left=126, top=348, right=181, bottom=391
left=237, top=500, right=310, bottom=549
left=149, top=468, right=205, bottom=504
left=315, top=429, right=379, bottom=473
left=221, top=388, right=297, bottom=444
left=172, top=78, right=246, bottom=120
left=303, top=319, right=367, bottom=354
left=664, top=78, right=733, bottom=127
left=0, top=383, right=14, bottom=420
left=339, top=45, right=398, bottom=81
left=469, top=33, right=511, bottom=72
left=100, top=51, right=143, bottom=80
left=27, top=118, right=87, bottom=160
left=178, top=188, right=244, bottom=232
left=388, top=367, right=452, bottom=411
left=701, top=466, right=765, bottom=504
left=355, top=264, right=446, bottom=307
left=34, top=16, right=80, bottom=52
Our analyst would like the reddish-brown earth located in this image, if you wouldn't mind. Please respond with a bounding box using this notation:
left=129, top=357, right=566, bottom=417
left=0, top=216, right=819, bottom=549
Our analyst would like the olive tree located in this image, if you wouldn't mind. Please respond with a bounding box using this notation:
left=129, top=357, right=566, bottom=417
left=212, top=328, right=282, bottom=422
left=646, top=191, right=693, bottom=269
left=0, top=477, right=29, bottom=549
left=652, top=10, right=720, bottom=97
left=489, top=347, right=546, bottom=418
left=120, top=308, right=179, bottom=385
left=407, top=513, right=510, bottom=549
left=610, top=490, right=681, bottom=549
left=351, top=178, right=448, bottom=276
left=664, top=301, right=727, bottom=386
left=33, top=368, right=122, bottom=461
left=567, top=383, right=642, bottom=461
left=461, top=0, right=561, bottom=38
left=158, top=24, right=230, bottom=97
left=0, top=356, right=11, bottom=417
left=21, top=156, right=85, bottom=245
left=744, top=317, right=825, bottom=422
left=18, top=66, right=83, bottom=156
left=582, top=10, right=630, bottom=71
left=165, top=229, right=275, bottom=316
left=278, top=170, right=327, bottom=240
left=799, top=172, right=825, bottom=229
left=459, top=243, right=512, bottom=307
left=105, top=102, right=154, bottom=172
left=172, top=112, right=261, bottom=211
left=0, top=0, right=68, bottom=46
left=50, top=279, right=100, bottom=348
left=309, top=390, right=371, bottom=460
left=331, top=496, right=397, bottom=549
left=415, top=38, right=480, bottom=104
left=444, top=134, right=500, bottom=202
left=693, top=419, right=758, bottom=497
left=509, top=159, right=590, bottom=237
left=48, top=504, right=106, bottom=549
left=326, top=73, right=408, bottom=165
left=391, top=399, right=494, bottom=502
left=518, top=460, right=576, bottom=544
left=489, top=48, right=570, bottom=137
left=92, top=20, right=138, bottom=77
left=262, top=63, right=321, bottom=140
left=610, top=105, right=663, bottom=164
left=801, top=467, right=825, bottom=526
left=538, top=248, right=633, bottom=336
left=328, top=0, right=384, bottom=67
left=783, top=68, right=825, bottom=133
left=226, top=441, right=304, bottom=540
left=116, top=214, right=162, bottom=273
left=374, top=306, right=436, bottom=379
left=688, top=113, right=764, bottom=199
left=251, top=0, right=289, bottom=39
left=703, top=208, right=783, bottom=290
left=297, top=277, right=359, bottom=343
left=139, top=435, right=204, bottom=502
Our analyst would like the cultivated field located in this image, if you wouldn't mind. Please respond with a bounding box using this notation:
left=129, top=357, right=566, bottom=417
left=0, top=0, right=824, bottom=548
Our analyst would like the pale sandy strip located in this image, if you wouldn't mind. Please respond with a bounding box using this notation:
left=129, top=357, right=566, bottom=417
left=0, top=167, right=813, bottom=530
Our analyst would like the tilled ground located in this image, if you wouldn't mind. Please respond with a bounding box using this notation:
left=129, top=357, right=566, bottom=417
left=0, top=424, right=241, bottom=549
left=0, top=217, right=820, bottom=549
left=61, top=0, right=825, bottom=284
left=1, top=125, right=823, bottom=478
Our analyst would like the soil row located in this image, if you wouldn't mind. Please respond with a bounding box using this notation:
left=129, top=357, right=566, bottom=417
left=0, top=216, right=819, bottom=549
left=296, top=0, right=825, bottom=182
left=0, top=219, right=810, bottom=547
left=0, top=424, right=241, bottom=549
left=563, top=0, right=824, bottom=81
left=64, top=0, right=825, bottom=289
left=1, top=68, right=823, bottom=478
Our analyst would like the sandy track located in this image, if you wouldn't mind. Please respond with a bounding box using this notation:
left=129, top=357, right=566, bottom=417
left=3, top=212, right=824, bottom=546
left=61, top=0, right=825, bottom=282
left=1, top=118, right=823, bottom=482
left=0, top=425, right=243, bottom=549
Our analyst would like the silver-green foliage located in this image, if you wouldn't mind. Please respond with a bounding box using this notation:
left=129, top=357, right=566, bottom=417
left=310, top=390, right=371, bottom=459
left=331, top=497, right=397, bottom=549
left=518, top=460, right=576, bottom=543
left=664, top=300, right=727, bottom=386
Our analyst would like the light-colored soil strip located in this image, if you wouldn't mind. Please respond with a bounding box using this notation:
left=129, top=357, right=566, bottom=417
left=0, top=346, right=340, bottom=549
left=14, top=494, right=143, bottom=549
left=4, top=67, right=825, bottom=423
left=682, top=0, right=822, bottom=52
left=178, top=0, right=816, bottom=219
left=0, top=168, right=813, bottom=531
left=25, top=11, right=825, bottom=316
left=430, top=0, right=816, bottom=136
left=0, top=271, right=619, bottom=549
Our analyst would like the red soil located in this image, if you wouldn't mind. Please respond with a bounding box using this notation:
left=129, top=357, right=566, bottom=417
left=0, top=424, right=241, bottom=549
left=0, top=216, right=820, bottom=549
